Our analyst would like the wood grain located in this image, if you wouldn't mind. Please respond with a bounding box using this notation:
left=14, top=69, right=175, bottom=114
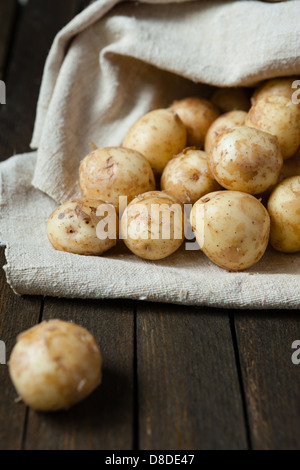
left=0, top=248, right=42, bottom=450
left=136, top=303, right=248, bottom=450
left=24, top=297, right=135, bottom=450
left=0, top=0, right=78, bottom=161
left=235, top=311, right=300, bottom=450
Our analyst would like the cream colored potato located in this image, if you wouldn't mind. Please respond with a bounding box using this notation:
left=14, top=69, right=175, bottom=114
left=251, top=77, right=297, bottom=105
left=9, top=320, right=102, bottom=412
left=170, top=97, right=220, bottom=148
left=211, top=88, right=250, bottom=113
left=190, top=191, right=270, bottom=271
left=123, top=109, right=187, bottom=176
left=268, top=176, right=300, bottom=253
left=245, top=95, right=300, bottom=159
left=208, top=126, right=283, bottom=194
left=120, top=191, right=185, bottom=260
left=161, top=148, right=221, bottom=204
left=204, top=110, right=247, bottom=153
left=47, top=198, right=117, bottom=256
left=79, top=146, right=155, bottom=208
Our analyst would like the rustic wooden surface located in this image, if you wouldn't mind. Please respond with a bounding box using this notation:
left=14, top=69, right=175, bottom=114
left=0, top=0, right=299, bottom=450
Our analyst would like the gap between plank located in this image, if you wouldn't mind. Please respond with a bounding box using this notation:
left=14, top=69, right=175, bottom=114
left=229, top=313, right=252, bottom=450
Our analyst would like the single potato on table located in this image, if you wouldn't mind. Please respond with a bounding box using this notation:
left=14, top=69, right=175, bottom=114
left=190, top=191, right=270, bottom=271
left=208, top=126, right=283, bottom=194
left=268, top=176, right=300, bottom=253
left=204, top=110, right=247, bottom=154
left=9, top=320, right=102, bottom=412
left=47, top=198, right=118, bottom=256
left=245, top=95, right=300, bottom=159
left=251, top=76, right=298, bottom=105
left=170, top=97, right=220, bottom=148
left=211, top=87, right=250, bottom=113
left=120, top=191, right=185, bottom=260
left=161, top=147, right=221, bottom=204
left=79, top=146, right=155, bottom=209
left=123, top=109, right=187, bottom=176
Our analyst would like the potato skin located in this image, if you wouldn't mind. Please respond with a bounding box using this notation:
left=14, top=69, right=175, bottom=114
left=47, top=198, right=117, bottom=256
left=208, top=126, right=283, bottom=194
left=190, top=191, right=270, bottom=271
left=120, top=191, right=185, bottom=260
left=123, top=109, right=187, bottom=176
left=245, top=95, right=300, bottom=159
left=170, top=97, right=220, bottom=148
left=161, top=147, right=221, bottom=204
left=251, top=77, right=297, bottom=105
left=211, top=88, right=250, bottom=113
left=204, top=110, right=247, bottom=154
left=268, top=176, right=300, bottom=253
left=9, top=320, right=102, bottom=412
left=79, top=146, right=155, bottom=206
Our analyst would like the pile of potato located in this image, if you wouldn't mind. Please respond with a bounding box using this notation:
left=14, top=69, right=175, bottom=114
left=47, top=77, right=300, bottom=271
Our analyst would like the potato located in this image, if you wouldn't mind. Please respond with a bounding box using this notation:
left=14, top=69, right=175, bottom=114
left=211, top=88, right=250, bottom=113
left=161, top=147, right=221, bottom=204
left=79, top=146, right=155, bottom=208
left=245, top=95, right=300, bottom=159
left=190, top=191, right=270, bottom=271
left=47, top=198, right=117, bottom=255
left=123, top=109, right=187, bottom=176
left=251, top=77, right=297, bottom=105
left=8, top=320, right=102, bottom=412
left=120, top=191, right=185, bottom=260
left=208, top=126, right=283, bottom=194
left=170, top=97, right=220, bottom=148
left=268, top=176, right=300, bottom=253
left=204, top=110, right=248, bottom=154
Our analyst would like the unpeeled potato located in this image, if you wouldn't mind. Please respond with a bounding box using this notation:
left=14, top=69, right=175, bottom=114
left=9, top=320, right=102, bottom=412
left=123, top=109, right=187, bottom=176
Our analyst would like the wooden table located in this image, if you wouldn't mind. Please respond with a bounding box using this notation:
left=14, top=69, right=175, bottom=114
left=0, top=0, right=299, bottom=451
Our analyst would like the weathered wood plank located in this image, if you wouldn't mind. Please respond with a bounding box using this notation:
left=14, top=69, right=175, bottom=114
left=136, top=303, right=248, bottom=450
left=235, top=311, right=300, bottom=450
left=0, top=0, right=78, bottom=161
left=0, top=0, right=17, bottom=80
left=0, top=248, right=42, bottom=450
left=24, top=297, right=135, bottom=450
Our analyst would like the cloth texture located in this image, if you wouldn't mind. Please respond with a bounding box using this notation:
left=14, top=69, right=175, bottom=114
left=1, top=0, right=300, bottom=308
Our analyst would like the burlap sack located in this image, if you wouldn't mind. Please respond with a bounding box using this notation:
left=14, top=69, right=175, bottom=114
left=0, top=0, right=300, bottom=308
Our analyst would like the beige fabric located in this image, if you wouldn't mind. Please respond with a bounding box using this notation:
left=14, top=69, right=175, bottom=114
left=1, top=0, right=300, bottom=307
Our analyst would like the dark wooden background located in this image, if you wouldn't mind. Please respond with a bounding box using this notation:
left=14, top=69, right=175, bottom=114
left=0, top=0, right=300, bottom=450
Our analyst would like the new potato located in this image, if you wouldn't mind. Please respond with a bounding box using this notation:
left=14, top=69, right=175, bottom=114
left=170, top=97, right=220, bottom=148
left=79, top=146, right=155, bottom=208
left=47, top=198, right=117, bottom=255
left=9, top=320, right=102, bottom=412
left=251, top=77, right=297, bottom=105
left=211, top=87, right=250, bottom=113
left=161, top=147, right=221, bottom=204
left=268, top=176, right=300, bottom=253
left=123, top=109, right=187, bottom=176
left=120, top=191, right=185, bottom=260
left=204, top=110, right=247, bottom=154
left=208, top=126, right=283, bottom=194
left=245, top=95, right=300, bottom=159
left=190, top=191, right=270, bottom=271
